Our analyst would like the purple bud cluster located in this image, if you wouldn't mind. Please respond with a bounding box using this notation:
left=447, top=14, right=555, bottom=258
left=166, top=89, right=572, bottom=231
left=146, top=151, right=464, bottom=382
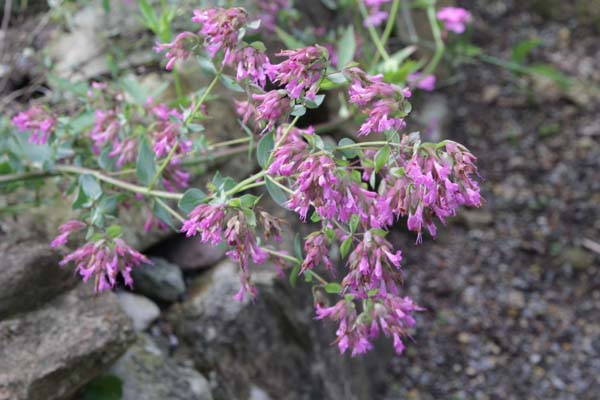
left=12, top=105, right=56, bottom=145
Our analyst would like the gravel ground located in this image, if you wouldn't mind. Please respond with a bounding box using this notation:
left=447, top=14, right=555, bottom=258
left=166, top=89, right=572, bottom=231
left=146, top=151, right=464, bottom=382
left=383, top=2, right=600, bottom=399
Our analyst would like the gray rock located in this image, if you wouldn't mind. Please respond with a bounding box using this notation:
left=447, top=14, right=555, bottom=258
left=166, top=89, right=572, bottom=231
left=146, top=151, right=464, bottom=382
left=168, top=259, right=376, bottom=400
left=131, top=257, right=186, bottom=302
left=110, top=333, right=213, bottom=400
left=116, top=292, right=161, bottom=331
left=160, top=237, right=227, bottom=272
left=0, top=284, right=134, bottom=400
left=0, top=239, right=77, bottom=319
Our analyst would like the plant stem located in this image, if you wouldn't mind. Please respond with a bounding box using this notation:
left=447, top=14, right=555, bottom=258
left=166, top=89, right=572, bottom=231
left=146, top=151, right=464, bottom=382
left=155, top=197, right=185, bottom=223
left=184, top=69, right=222, bottom=125
left=421, top=2, right=445, bottom=78
left=55, top=165, right=183, bottom=200
left=371, top=0, right=401, bottom=67
left=209, top=137, right=252, bottom=149
left=224, top=170, right=268, bottom=197
left=148, top=141, right=179, bottom=191
left=358, top=0, right=390, bottom=62
left=266, top=114, right=301, bottom=167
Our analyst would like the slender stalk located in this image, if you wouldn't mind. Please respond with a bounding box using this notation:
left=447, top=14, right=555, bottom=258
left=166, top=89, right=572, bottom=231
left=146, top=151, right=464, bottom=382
left=209, top=137, right=251, bottom=149
left=55, top=165, right=183, bottom=200
left=267, top=176, right=294, bottom=194
left=148, top=141, right=179, bottom=191
left=184, top=70, right=222, bottom=125
left=265, top=115, right=301, bottom=167
left=358, top=0, right=390, bottom=62
left=421, top=2, right=445, bottom=78
left=173, top=68, right=183, bottom=100
left=155, top=197, right=185, bottom=223
left=224, top=170, right=268, bottom=197
left=371, top=0, right=401, bottom=67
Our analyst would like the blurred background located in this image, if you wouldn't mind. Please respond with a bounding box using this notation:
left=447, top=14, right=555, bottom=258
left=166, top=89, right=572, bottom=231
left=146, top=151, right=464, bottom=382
left=0, top=0, right=599, bottom=399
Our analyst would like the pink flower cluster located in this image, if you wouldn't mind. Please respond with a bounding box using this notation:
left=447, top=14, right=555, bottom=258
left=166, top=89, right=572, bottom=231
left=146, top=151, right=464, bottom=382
left=437, top=7, right=472, bottom=34
left=51, top=221, right=151, bottom=292
left=154, top=32, right=198, bottom=70
left=363, top=0, right=391, bottom=27
left=12, top=106, right=56, bottom=145
left=316, top=294, right=421, bottom=356
left=181, top=203, right=279, bottom=301
left=193, top=7, right=248, bottom=64
left=266, top=46, right=329, bottom=100
left=347, top=67, right=411, bottom=135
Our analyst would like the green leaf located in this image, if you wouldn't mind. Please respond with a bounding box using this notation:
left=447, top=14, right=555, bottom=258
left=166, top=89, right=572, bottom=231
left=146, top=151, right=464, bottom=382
left=105, top=225, right=122, bottom=239
left=219, top=74, right=245, bottom=92
left=349, top=214, right=360, bottom=233
left=265, top=177, right=288, bottom=206
left=289, top=264, right=301, bottom=287
left=72, top=186, right=91, bottom=210
left=274, top=26, right=304, bottom=49
left=293, top=233, right=303, bottom=260
left=310, top=210, right=322, bottom=222
left=304, top=270, right=313, bottom=283
left=79, top=174, right=102, bottom=200
left=178, top=188, right=206, bottom=214
left=305, top=94, right=326, bottom=109
left=81, top=374, right=122, bottom=400
left=338, top=137, right=358, bottom=158
left=291, top=105, right=306, bottom=117
left=324, top=282, right=342, bottom=294
left=242, top=208, right=257, bottom=227
left=136, top=137, right=157, bottom=186
left=239, top=194, right=260, bottom=207
left=119, top=75, right=148, bottom=105
left=374, top=144, right=390, bottom=173
left=340, top=236, right=352, bottom=258
left=337, top=26, right=356, bottom=68
left=327, top=72, right=348, bottom=84
left=256, top=131, right=274, bottom=168
left=139, top=0, right=159, bottom=32
left=528, top=63, right=571, bottom=89
left=511, top=38, right=541, bottom=64
left=246, top=19, right=261, bottom=30
left=153, top=201, right=175, bottom=228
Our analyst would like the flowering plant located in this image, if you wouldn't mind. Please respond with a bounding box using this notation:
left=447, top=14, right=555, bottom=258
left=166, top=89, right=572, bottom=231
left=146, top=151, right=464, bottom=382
left=1, top=1, right=481, bottom=356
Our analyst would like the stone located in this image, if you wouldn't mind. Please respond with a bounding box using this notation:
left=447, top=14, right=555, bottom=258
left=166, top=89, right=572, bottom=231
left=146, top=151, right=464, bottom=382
left=168, top=259, right=378, bottom=400
left=116, top=292, right=161, bottom=331
left=110, top=333, right=213, bottom=400
left=131, top=257, right=186, bottom=302
left=0, top=239, right=77, bottom=319
left=156, top=235, right=227, bottom=271
left=564, top=247, right=594, bottom=270
left=0, top=284, right=134, bottom=400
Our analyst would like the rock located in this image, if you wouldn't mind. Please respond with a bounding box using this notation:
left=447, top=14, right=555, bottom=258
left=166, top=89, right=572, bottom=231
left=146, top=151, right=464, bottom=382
left=563, top=247, right=594, bottom=270
left=459, top=210, right=494, bottom=229
left=168, top=259, right=377, bottom=400
left=506, top=290, right=526, bottom=309
left=131, top=257, right=186, bottom=302
left=116, top=292, right=161, bottom=332
left=155, top=235, right=227, bottom=271
left=0, top=239, right=77, bottom=319
left=110, top=333, right=213, bottom=400
left=0, top=284, right=134, bottom=400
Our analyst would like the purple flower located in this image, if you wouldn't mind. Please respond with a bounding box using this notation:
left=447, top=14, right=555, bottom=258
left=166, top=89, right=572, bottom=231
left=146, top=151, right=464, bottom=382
left=363, top=0, right=391, bottom=27
left=268, top=126, right=311, bottom=176
left=181, top=203, right=227, bottom=244
left=407, top=73, right=436, bottom=92
left=251, top=90, right=291, bottom=134
left=192, top=7, right=248, bottom=65
left=50, top=220, right=86, bottom=248
left=58, top=237, right=151, bottom=292
left=12, top=106, right=56, bottom=145
left=255, top=0, right=290, bottom=32
left=155, top=32, right=199, bottom=70
left=347, top=67, right=411, bottom=136
left=235, top=46, right=270, bottom=88
left=90, top=109, right=120, bottom=149
left=266, top=46, right=329, bottom=99
left=109, top=137, right=138, bottom=168
left=301, top=232, right=334, bottom=273
left=436, top=7, right=471, bottom=34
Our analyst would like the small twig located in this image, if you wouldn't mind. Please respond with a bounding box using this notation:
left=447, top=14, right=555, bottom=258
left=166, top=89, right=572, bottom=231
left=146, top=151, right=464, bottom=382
left=582, top=238, right=600, bottom=256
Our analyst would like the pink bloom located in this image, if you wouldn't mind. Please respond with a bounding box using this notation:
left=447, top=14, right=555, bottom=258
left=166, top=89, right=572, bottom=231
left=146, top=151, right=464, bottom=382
left=234, top=46, right=270, bottom=88
left=301, top=233, right=334, bottom=273
left=363, top=0, right=390, bottom=27
left=109, top=137, right=138, bottom=168
left=436, top=7, right=471, bottom=34
left=50, top=220, right=86, bottom=248
left=58, top=237, right=151, bottom=292
left=266, top=46, right=328, bottom=99
left=181, top=203, right=227, bottom=244
left=12, top=106, right=56, bottom=145
left=407, top=73, right=436, bottom=92
left=90, top=109, right=120, bottom=148
left=192, top=7, right=248, bottom=64
left=155, top=32, right=198, bottom=70
left=251, top=90, right=291, bottom=134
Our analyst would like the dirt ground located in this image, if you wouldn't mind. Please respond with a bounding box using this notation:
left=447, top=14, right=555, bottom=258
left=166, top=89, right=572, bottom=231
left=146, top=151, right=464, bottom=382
left=382, top=1, right=600, bottom=399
